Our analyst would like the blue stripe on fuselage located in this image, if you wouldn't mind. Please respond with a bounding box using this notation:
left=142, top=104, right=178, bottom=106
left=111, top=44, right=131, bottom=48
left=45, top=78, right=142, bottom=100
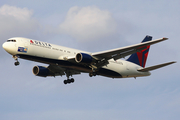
left=17, top=54, right=122, bottom=78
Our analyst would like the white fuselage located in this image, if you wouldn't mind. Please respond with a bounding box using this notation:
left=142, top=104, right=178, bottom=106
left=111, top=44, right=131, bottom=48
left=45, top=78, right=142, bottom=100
left=2, top=37, right=151, bottom=78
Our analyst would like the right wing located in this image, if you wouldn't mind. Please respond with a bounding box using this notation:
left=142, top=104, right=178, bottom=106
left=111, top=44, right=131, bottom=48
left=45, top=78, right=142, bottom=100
left=92, top=37, right=168, bottom=60
left=66, top=37, right=168, bottom=69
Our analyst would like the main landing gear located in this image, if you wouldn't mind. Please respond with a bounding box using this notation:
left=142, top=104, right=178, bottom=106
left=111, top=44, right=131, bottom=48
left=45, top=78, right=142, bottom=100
left=13, top=55, right=20, bottom=66
left=63, top=78, right=75, bottom=84
left=63, top=71, right=75, bottom=84
left=89, top=72, right=97, bottom=77
left=89, top=67, right=97, bottom=77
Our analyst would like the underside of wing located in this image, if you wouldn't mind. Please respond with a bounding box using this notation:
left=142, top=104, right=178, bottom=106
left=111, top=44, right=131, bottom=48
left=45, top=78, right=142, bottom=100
left=47, top=65, right=65, bottom=76
left=47, top=64, right=81, bottom=76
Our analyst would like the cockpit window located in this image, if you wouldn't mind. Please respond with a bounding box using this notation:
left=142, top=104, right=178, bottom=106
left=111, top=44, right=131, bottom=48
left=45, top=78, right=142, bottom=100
left=7, top=40, right=16, bottom=42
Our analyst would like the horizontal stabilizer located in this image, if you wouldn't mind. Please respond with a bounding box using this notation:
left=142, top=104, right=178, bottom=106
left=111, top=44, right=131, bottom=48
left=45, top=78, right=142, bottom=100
left=137, top=61, right=176, bottom=72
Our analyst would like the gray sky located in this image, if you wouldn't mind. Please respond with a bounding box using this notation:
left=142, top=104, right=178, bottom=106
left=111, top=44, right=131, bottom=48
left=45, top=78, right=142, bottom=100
left=0, top=0, right=180, bottom=120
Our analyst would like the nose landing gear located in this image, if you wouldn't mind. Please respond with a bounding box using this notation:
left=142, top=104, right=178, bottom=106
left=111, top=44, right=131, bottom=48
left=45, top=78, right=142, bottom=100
left=14, top=61, right=20, bottom=66
left=13, top=55, right=20, bottom=66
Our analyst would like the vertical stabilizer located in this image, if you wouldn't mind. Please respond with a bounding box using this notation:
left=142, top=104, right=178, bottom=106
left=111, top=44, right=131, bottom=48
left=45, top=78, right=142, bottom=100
left=127, top=35, right=152, bottom=67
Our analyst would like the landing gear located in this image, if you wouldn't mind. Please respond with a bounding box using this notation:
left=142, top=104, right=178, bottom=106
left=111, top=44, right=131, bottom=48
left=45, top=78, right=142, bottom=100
left=13, top=55, right=20, bottom=66
left=63, top=70, right=75, bottom=84
left=14, top=61, right=20, bottom=66
left=63, top=78, right=75, bottom=84
left=89, top=72, right=97, bottom=77
left=89, top=66, right=97, bottom=77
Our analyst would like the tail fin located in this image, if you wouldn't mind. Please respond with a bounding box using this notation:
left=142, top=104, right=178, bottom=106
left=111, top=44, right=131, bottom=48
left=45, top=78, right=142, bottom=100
left=127, top=35, right=152, bottom=68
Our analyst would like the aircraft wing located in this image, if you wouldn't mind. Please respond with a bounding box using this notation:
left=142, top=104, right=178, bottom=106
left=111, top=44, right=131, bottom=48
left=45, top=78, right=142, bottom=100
left=92, top=37, right=168, bottom=61
left=66, top=37, right=168, bottom=69
left=47, top=64, right=81, bottom=76
left=47, top=65, right=65, bottom=76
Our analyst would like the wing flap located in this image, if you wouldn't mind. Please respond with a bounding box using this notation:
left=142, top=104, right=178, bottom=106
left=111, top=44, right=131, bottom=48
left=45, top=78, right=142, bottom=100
left=137, top=61, right=176, bottom=72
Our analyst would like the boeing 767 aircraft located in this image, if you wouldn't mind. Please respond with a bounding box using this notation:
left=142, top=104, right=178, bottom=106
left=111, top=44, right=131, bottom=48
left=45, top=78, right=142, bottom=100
left=2, top=35, right=176, bottom=84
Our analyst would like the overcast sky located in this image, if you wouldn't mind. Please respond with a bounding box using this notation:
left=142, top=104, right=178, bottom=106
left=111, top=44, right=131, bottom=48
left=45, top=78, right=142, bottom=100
left=0, top=0, right=180, bottom=120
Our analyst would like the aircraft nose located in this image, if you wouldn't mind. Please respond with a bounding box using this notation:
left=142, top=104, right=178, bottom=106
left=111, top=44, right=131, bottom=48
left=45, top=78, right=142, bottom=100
left=2, top=42, right=8, bottom=50
left=2, top=42, right=16, bottom=55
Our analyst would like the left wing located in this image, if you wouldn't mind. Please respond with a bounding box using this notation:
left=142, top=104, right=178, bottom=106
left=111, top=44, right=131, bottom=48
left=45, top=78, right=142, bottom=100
left=47, top=65, right=65, bottom=76
left=47, top=64, right=81, bottom=77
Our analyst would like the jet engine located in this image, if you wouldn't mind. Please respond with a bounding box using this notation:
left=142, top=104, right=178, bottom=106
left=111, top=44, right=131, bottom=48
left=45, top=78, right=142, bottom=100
left=75, top=53, right=96, bottom=64
left=32, top=66, right=52, bottom=77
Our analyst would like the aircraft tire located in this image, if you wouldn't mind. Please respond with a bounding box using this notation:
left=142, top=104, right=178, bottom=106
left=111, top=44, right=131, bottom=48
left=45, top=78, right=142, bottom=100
left=64, top=78, right=75, bottom=84
left=93, top=72, right=96, bottom=76
left=64, top=80, right=67, bottom=84
left=14, top=61, right=20, bottom=66
left=89, top=73, right=93, bottom=77
left=71, top=78, right=74, bottom=83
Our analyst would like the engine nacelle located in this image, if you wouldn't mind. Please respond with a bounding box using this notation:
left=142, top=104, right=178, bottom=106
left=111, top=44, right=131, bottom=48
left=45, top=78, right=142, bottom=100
left=32, top=66, right=52, bottom=77
left=75, top=53, right=95, bottom=64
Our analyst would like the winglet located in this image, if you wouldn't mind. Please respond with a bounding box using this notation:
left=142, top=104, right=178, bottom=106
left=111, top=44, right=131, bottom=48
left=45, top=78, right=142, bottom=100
left=137, top=61, right=176, bottom=72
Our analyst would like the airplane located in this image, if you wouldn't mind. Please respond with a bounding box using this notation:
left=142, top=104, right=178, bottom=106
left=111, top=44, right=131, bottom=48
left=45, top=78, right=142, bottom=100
left=2, top=35, right=176, bottom=84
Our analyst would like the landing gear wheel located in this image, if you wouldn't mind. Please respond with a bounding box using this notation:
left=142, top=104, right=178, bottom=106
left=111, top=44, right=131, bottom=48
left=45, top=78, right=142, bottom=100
left=67, top=79, right=71, bottom=84
left=13, top=55, right=20, bottom=66
left=93, top=72, right=96, bottom=76
left=63, top=78, right=75, bottom=84
left=89, top=73, right=93, bottom=77
left=70, top=78, right=74, bottom=83
left=64, top=80, right=67, bottom=84
left=14, top=61, right=20, bottom=66
left=89, top=72, right=96, bottom=77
